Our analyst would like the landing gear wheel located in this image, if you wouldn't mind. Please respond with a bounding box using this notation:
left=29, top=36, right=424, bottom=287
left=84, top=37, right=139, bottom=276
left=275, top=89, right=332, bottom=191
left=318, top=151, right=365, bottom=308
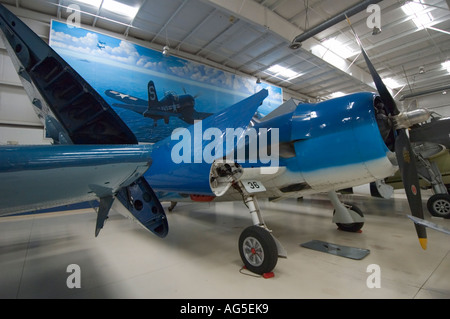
left=427, top=194, right=450, bottom=219
left=334, top=203, right=364, bottom=232
left=238, top=226, right=278, bottom=275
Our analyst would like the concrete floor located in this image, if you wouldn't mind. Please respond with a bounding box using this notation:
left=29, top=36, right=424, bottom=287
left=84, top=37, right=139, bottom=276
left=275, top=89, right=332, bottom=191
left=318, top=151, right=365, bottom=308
left=0, top=192, right=449, bottom=299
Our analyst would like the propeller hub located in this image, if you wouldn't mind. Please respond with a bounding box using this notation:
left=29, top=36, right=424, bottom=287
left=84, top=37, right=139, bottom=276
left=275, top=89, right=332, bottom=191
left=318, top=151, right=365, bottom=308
left=392, top=108, right=431, bottom=130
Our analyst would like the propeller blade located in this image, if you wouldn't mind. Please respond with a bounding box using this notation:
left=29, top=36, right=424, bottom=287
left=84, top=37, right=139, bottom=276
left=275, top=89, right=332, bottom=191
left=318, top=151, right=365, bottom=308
left=359, top=47, right=399, bottom=116
left=346, top=15, right=427, bottom=250
left=345, top=16, right=398, bottom=116
left=395, top=129, right=427, bottom=249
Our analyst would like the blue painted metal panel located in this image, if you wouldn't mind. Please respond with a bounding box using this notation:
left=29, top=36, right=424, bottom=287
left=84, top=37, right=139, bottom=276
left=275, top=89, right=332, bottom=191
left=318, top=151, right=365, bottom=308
left=0, top=145, right=152, bottom=172
left=291, top=92, right=389, bottom=172
left=0, top=145, right=152, bottom=216
left=146, top=89, right=268, bottom=195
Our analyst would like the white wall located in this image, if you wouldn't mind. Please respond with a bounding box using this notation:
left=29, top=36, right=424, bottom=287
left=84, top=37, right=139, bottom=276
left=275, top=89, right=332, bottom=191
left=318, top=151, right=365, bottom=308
left=0, top=11, right=50, bottom=145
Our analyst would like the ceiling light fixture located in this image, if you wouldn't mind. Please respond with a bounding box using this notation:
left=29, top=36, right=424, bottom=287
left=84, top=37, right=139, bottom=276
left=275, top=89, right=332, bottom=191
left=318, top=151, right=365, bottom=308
left=75, top=0, right=102, bottom=8
left=321, top=38, right=355, bottom=59
left=372, top=26, right=382, bottom=35
left=427, top=26, right=450, bottom=35
left=401, top=0, right=434, bottom=30
left=267, top=65, right=302, bottom=81
left=330, top=92, right=345, bottom=98
left=442, top=61, right=450, bottom=73
left=102, top=0, right=140, bottom=18
left=384, top=77, right=401, bottom=89
left=162, top=46, right=170, bottom=57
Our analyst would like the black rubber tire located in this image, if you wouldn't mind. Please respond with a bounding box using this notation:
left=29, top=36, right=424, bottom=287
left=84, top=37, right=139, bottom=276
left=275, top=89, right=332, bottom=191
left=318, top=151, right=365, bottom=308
left=238, top=226, right=278, bottom=275
left=334, top=203, right=365, bottom=232
left=427, top=194, right=450, bottom=219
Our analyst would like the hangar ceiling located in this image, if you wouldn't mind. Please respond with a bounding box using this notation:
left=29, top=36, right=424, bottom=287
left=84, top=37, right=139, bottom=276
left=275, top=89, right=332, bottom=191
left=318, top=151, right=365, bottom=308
left=0, top=0, right=449, bottom=104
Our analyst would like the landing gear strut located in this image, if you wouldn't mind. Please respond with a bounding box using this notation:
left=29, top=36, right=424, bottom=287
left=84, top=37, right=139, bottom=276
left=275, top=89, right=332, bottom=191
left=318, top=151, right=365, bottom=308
left=329, top=191, right=365, bottom=232
left=234, top=182, right=287, bottom=275
left=209, top=161, right=285, bottom=275
left=415, top=151, right=450, bottom=218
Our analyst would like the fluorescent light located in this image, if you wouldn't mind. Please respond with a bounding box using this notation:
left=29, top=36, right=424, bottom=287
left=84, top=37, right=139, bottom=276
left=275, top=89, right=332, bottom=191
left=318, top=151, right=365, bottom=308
left=442, top=61, right=450, bottom=73
left=330, top=92, right=345, bottom=98
left=103, top=0, right=140, bottom=18
left=384, top=77, right=401, bottom=89
left=312, top=44, right=347, bottom=70
left=75, top=0, right=102, bottom=8
left=267, top=65, right=302, bottom=80
left=427, top=26, right=450, bottom=36
left=321, top=38, right=355, bottom=59
left=401, top=1, right=433, bottom=30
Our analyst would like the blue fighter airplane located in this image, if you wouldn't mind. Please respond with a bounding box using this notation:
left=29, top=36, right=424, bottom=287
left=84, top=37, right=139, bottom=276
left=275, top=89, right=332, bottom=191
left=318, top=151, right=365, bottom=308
left=105, top=81, right=212, bottom=126
left=0, top=4, right=433, bottom=275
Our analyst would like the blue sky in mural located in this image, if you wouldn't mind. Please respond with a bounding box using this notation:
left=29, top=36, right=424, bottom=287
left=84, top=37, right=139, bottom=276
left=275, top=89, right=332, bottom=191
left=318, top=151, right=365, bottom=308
left=50, top=20, right=283, bottom=143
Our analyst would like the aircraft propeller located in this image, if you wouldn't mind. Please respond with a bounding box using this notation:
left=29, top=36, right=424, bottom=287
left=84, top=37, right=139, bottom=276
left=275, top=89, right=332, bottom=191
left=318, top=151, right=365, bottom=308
left=182, top=86, right=202, bottom=99
left=346, top=17, right=428, bottom=249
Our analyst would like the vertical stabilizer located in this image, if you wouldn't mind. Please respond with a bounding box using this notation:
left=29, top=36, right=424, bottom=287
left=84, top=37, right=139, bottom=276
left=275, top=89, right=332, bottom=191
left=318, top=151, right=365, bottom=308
left=147, top=81, right=158, bottom=110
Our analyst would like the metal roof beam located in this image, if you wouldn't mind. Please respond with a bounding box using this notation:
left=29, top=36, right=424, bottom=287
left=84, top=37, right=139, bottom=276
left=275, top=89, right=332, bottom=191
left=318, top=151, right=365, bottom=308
left=199, top=0, right=376, bottom=90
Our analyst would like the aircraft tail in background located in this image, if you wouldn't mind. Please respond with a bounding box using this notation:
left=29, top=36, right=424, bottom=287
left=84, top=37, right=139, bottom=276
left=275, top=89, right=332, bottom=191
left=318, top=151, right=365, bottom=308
left=147, top=81, right=158, bottom=110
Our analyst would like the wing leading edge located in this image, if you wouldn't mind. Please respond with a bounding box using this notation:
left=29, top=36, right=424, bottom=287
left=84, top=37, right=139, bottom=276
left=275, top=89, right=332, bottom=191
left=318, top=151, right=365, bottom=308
left=0, top=144, right=152, bottom=216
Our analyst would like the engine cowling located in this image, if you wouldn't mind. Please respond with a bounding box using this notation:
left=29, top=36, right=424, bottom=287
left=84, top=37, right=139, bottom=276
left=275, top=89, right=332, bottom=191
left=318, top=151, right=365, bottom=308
left=287, top=92, right=398, bottom=191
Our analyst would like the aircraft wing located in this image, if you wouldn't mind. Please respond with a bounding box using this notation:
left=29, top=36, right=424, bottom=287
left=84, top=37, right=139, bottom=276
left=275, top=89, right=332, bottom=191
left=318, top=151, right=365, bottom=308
left=193, top=110, right=213, bottom=120
left=114, top=104, right=184, bottom=119
left=111, top=103, right=148, bottom=115
left=0, top=144, right=152, bottom=216
left=410, top=117, right=450, bottom=149
left=0, top=4, right=167, bottom=237
left=105, top=89, right=148, bottom=107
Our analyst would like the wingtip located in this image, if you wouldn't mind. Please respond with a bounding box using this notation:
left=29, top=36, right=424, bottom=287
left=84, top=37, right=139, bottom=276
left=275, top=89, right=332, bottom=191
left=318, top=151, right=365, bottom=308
left=419, top=238, right=427, bottom=250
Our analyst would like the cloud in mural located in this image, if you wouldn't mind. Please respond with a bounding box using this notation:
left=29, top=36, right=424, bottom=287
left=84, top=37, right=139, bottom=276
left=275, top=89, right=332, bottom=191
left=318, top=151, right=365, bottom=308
left=49, top=20, right=283, bottom=118
left=169, top=60, right=269, bottom=95
left=51, top=29, right=144, bottom=66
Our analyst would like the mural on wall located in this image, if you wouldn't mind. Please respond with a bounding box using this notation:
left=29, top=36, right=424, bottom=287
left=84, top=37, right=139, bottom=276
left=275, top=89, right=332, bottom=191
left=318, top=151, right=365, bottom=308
left=49, top=20, right=283, bottom=143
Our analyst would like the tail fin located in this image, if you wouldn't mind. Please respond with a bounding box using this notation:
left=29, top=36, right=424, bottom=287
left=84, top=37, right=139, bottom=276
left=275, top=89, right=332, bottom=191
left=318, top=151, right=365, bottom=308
left=148, top=81, right=158, bottom=110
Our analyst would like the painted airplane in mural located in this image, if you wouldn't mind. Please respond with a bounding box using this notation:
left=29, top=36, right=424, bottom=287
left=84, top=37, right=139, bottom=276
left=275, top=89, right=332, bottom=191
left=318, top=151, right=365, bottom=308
left=105, top=81, right=212, bottom=126
left=0, top=4, right=441, bottom=275
left=97, top=41, right=106, bottom=50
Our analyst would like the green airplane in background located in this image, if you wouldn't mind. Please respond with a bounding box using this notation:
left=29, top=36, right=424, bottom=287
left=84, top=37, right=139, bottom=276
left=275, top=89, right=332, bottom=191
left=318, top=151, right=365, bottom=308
left=386, top=113, right=450, bottom=219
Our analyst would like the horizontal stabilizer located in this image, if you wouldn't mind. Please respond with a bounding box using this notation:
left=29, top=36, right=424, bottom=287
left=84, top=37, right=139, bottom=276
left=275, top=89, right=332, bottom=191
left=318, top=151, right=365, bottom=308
left=0, top=4, right=137, bottom=144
